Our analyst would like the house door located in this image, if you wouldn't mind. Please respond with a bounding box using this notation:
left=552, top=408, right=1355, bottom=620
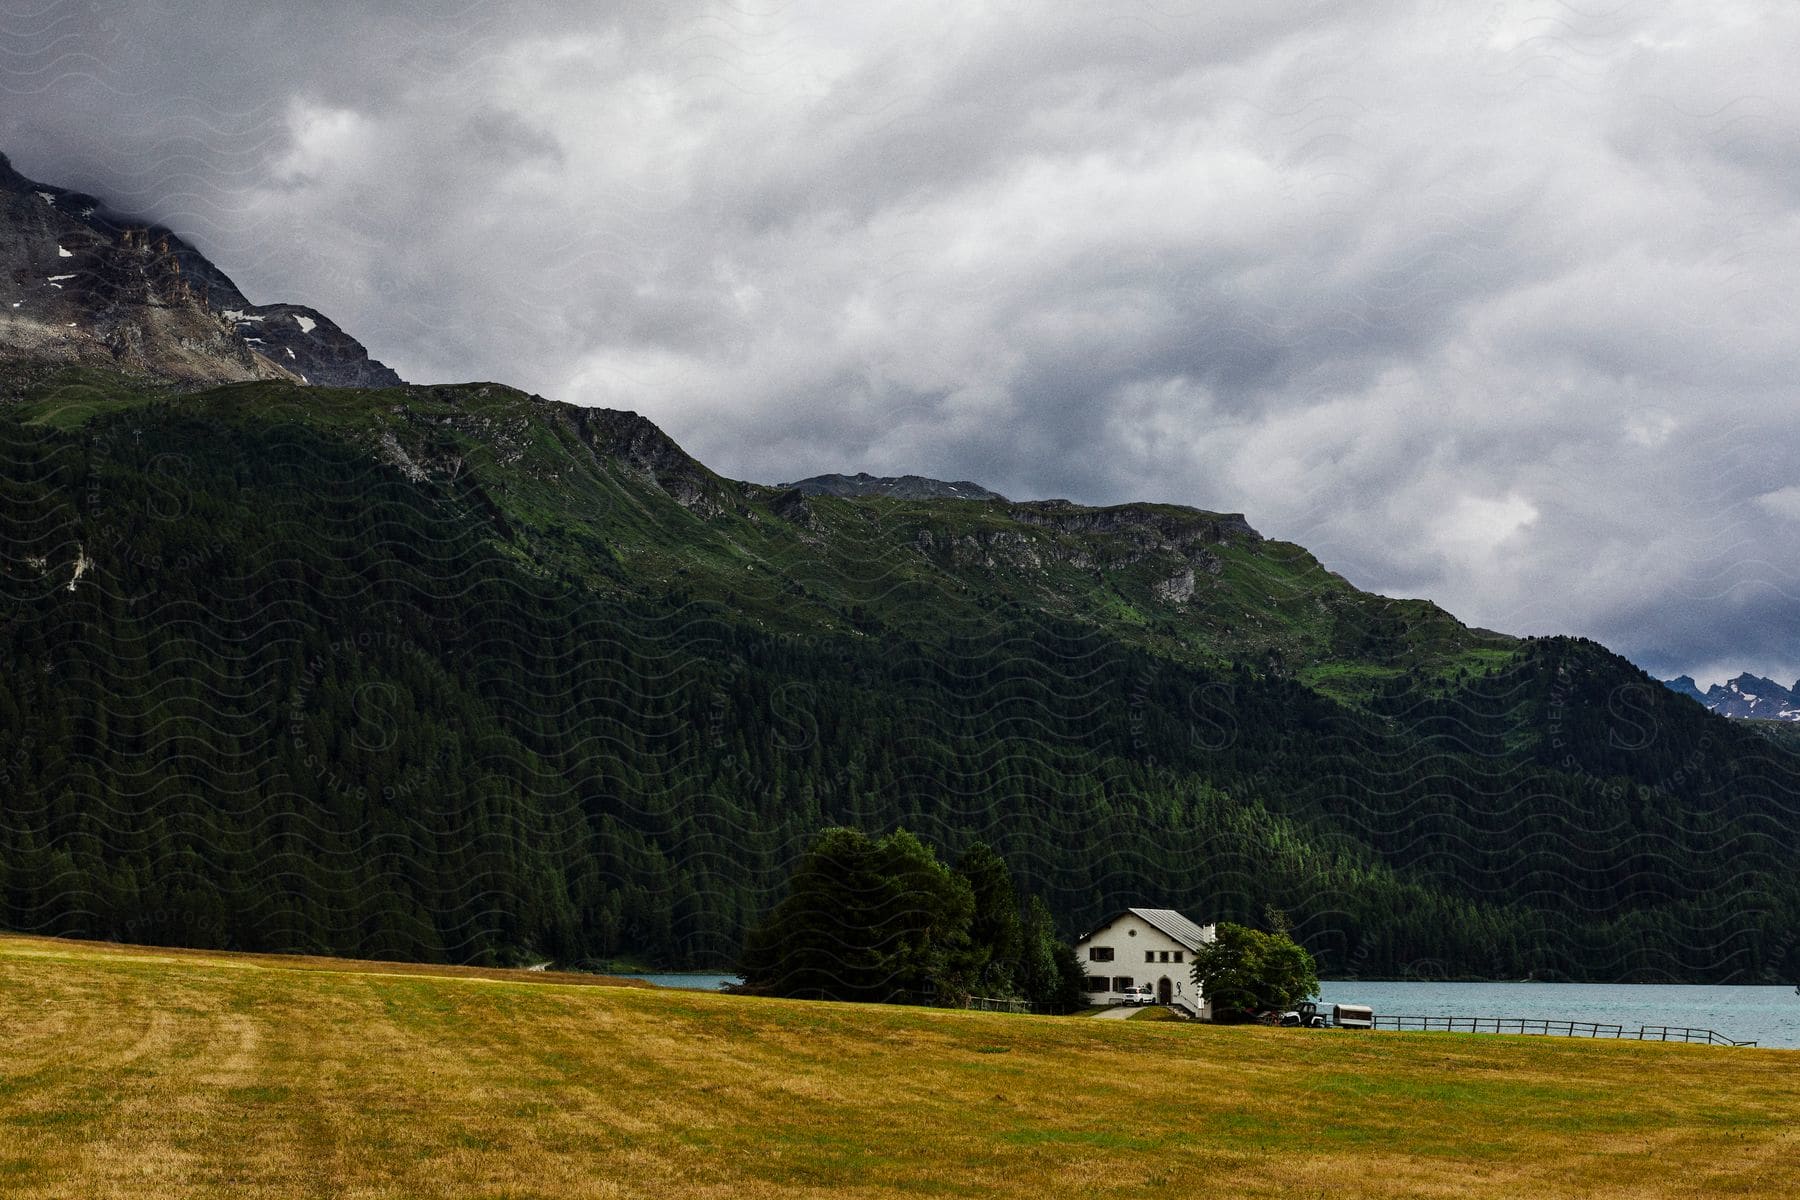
left=1157, top=977, right=1172, bottom=1005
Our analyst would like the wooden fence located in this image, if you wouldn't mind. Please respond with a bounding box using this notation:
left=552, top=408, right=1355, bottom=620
left=1635, top=1024, right=1757, bottom=1047
left=1371, top=1014, right=1755, bottom=1046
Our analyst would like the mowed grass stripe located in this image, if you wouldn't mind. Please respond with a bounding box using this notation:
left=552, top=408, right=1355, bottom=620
left=0, top=935, right=1795, bottom=1198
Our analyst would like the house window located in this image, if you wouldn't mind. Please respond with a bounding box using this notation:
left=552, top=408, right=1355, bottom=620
left=1089, top=946, right=1114, bottom=962
left=1160, top=951, right=1170, bottom=963
left=1173, top=951, right=1184, bottom=963
left=1145, top=950, right=1156, bottom=963
left=1112, top=976, right=1133, bottom=992
left=1086, top=975, right=1110, bottom=992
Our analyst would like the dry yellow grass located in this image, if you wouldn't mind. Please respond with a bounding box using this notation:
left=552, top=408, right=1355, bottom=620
left=1, top=933, right=1795, bottom=1199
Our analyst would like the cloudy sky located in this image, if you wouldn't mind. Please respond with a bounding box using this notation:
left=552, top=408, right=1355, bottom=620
left=4, top=0, right=1798, bottom=684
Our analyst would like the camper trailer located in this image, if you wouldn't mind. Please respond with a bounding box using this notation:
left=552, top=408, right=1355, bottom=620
left=1331, top=1003, right=1375, bottom=1030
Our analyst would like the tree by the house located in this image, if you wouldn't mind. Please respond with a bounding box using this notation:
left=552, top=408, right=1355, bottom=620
left=737, top=827, right=977, bottom=1003
left=1189, top=917, right=1319, bottom=1020
left=1017, top=895, right=1090, bottom=1014
left=957, top=841, right=1022, bottom=996
left=959, top=845, right=1089, bottom=1013
left=738, top=828, right=1090, bottom=1012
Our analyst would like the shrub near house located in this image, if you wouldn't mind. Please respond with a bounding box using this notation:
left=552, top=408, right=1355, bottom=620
left=1188, top=920, right=1320, bottom=1021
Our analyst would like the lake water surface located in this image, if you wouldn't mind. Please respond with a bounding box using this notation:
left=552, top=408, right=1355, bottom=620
left=1318, top=981, right=1800, bottom=1048
left=612, top=972, right=741, bottom=992
left=615, top=973, right=1799, bottom=1048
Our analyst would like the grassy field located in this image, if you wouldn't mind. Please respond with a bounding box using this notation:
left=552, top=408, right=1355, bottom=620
left=1, top=935, right=1795, bottom=1199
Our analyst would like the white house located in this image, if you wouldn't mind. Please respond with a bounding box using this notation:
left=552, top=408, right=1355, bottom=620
left=1075, top=908, right=1216, bottom=1019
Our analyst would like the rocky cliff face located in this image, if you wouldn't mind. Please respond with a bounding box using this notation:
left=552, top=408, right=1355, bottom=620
left=781, top=472, right=1006, bottom=501
left=571, top=406, right=731, bottom=516
left=211, top=301, right=402, bottom=389
left=0, top=153, right=402, bottom=388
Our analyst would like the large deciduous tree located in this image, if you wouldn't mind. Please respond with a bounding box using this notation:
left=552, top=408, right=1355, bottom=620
left=738, top=827, right=976, bottom=1003
left=739, top=829, right=1094, bottom=1011
left=1190, top=920, right=1319, bottom=1019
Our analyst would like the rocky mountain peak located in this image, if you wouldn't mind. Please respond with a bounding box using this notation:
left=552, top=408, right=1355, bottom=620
left=780, top=472, right=1006, bottom=501
left=0, top=153, right=401, bottom=388
left=569, top=406, right=728, bottom=515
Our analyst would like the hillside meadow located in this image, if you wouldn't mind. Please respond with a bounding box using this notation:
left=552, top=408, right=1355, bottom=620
left=0, top=934, right=1794, bottom=1199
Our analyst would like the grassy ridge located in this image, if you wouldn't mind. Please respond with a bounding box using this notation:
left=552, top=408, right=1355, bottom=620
left=2, top=935, right=1795, bottom=1199
left=0, top=365, right=1514, bottom=683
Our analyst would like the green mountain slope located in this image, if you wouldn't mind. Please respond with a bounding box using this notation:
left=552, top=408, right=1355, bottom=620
left=1, top=364, right=1796, bottom=982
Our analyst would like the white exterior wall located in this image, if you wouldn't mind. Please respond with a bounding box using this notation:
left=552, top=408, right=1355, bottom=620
left=1074, top=913, right=1215, bottom=1018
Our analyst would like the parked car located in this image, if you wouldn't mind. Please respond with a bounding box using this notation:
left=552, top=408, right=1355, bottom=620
left=1279, top=1001, right=1329, bottom=1028
left=1111, top=986, right=1157, bottom=1006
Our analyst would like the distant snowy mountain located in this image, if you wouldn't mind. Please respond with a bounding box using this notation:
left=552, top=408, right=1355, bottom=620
left=1662, top=673, right=1800, bottom=721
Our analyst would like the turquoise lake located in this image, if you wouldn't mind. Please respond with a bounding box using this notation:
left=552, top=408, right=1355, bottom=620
left=612, top=972, right=742, bottom=992
left=1317, top=981, right=1799, bottom=1048
left=622, top=974, right=1800, bottom=1048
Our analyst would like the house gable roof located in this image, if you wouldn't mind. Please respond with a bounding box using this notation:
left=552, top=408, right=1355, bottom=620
left=1077, top=907, right=1213, bottom=951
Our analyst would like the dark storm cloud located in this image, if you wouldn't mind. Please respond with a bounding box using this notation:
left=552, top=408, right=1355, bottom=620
left=4, top=0, right=1800, bottom=683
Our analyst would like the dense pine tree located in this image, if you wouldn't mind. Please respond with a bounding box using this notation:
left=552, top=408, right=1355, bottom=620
left=0, top=369, right=1795, bottom=982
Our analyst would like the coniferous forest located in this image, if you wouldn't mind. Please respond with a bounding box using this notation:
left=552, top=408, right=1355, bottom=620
left=1, top=366, right=1797, bottom=983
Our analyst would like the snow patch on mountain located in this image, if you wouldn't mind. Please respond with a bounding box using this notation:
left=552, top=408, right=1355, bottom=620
left=1663, top=672, right=1800, bottom=721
